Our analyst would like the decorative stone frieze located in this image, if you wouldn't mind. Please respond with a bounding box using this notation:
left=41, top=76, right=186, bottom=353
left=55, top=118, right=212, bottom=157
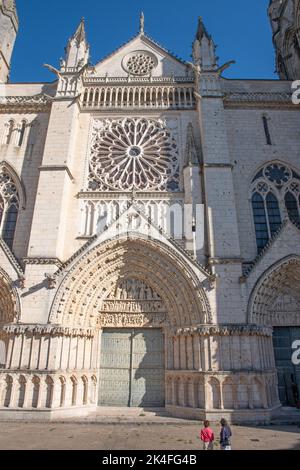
left=0, top=94, right=52, bottom=112
left=175, top=324, right=273, bottom=337
left=3, top=324, right=95, bottom=338
left=23, top=258, right=63, bottom=268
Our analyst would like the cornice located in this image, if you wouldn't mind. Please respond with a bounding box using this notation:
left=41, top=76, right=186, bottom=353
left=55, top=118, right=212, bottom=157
left=0, top=94, right=52, bottom=113
left=223, top=91, right=298, bottom=109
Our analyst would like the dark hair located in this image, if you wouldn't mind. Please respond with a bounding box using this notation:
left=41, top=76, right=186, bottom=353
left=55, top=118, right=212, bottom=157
left=204, top=420, right=210, bottom=428
left=220, top=418, right=228, bottom=426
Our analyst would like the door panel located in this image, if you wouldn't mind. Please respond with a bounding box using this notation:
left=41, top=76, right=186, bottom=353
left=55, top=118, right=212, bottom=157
left=273, top=327, right=300, bottom=406
left=131, top=330, right=165, bottom=407
left=98, top=331, right=132, bottom=406
left=98, top=329, right=165, bottom=407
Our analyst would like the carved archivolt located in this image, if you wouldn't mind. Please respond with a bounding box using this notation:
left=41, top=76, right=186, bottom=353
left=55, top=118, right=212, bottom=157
left=49, top=237, right=211, bottom=328
left=0, top=268, right=19, bottom=325
left=249, top=256, right=300, bottom=326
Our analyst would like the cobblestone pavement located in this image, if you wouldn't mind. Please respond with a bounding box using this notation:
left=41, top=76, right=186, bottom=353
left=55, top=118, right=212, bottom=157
left=0, top=423, right=300, bottom=450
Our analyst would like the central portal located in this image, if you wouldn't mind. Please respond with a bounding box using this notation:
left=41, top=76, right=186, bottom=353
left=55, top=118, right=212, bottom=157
left=98, top=328, right=165, bottom=407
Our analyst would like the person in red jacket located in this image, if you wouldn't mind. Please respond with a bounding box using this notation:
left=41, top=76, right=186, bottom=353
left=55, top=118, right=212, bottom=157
left=200, top=420, right=215, bottom=450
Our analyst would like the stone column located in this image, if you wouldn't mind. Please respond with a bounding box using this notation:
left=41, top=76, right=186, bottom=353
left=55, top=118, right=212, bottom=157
left=8, top=376, right=16, bottom=408
left=203, top=375, right=209, bottom=410
left=248, top=383, right=254, bottom=410
left=186, top=336, right=194, bottom=370
left=173, top=337, right=180, bottom=370
left=167, top=335, right=174, bottom=369
left=23, top=377, right=32, bottom=409
left=179, top=336, right=187, bottom=370
left=172, top=378, right=177, bottom=405
left=219, top=379, right=224, bottom=410
left=193, top=335, right=201, bottom=371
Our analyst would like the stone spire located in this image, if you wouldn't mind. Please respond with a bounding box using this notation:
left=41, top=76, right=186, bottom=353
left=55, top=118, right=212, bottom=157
left=192, top=17, right=218, bottom=70
left=2, top=0, right=17, bottom=15
left=184, top=124, right=201, bottom=167
left=268, top=0, right=300, bottom=80
left=195, top=16, right=211, bottom=42
left=64, top=17, right=89, bottom=69
left=140, top=11, right=145, bottom=34
left=0, top=0, right=18, bottom=82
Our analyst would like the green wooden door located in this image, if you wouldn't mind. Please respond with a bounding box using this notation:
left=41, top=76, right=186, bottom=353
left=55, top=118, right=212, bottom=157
left=273, top=327, right=300, bottom=406
left=98, top=329, right=165, bottom=407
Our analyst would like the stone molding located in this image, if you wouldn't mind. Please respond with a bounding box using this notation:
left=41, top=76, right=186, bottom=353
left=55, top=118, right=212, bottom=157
left=242, top=219, right=300, bottom=278
left=77, top=191, right=185, bottom=200
left=23, top=258, right=63, bottom=268
left=224, top=92, right=294, bottom=107
left=38, top=165, right=74, bottom=182
left=49, top=236, right=212, bottom=327
left=248, top=255, right=300, bottom=326
left=84, top=76, right=194, bottom=85
left=3, top=324, right=95, bottom=338
left=0, top=94, right=52, bottom=112
left=175, top=324, right=273, bottom=337
left=203, top=163, right=234, bottom=169
left=208, top=257, right=244, bottom=265
left=0, top=238, right=24, bottom=277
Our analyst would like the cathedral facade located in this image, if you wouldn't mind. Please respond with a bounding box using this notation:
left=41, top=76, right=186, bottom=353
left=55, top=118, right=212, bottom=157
left=0, top=0, right=299, bottom=423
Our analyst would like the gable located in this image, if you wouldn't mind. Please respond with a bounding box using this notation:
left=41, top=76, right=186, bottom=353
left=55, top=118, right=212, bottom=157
left=245, top=221, right=300, bottom=290
left=90, top=34, right=188, bottom=78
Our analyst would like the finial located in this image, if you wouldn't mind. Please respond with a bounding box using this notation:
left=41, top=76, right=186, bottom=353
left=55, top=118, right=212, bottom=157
left=196, top=16, right=210, bottom=41
left=140, top=11, right=145, bottom=34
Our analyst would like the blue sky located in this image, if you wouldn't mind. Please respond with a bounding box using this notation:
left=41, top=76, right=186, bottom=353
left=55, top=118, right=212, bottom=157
left=11, top=0, right=276, bottom=82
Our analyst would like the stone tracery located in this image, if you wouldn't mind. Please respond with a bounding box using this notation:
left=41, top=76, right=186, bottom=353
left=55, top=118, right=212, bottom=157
left=0, top=166, right=19, bottom=209
left=88, top=117, right=180, bottom=192
left=123, top=51, right=157, bottom=76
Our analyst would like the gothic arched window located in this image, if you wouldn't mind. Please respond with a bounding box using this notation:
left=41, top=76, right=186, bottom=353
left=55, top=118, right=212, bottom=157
left=285, top=191, right=300, bottom=223
left=3, top=205, right=18, bottom=248
left=266, top=192, right=282, bottom=234
left=251, top=162, right=300, bottom=253
left=0, top=167, right=20, bottom=250
left=251, top=191, right=281, bottom=253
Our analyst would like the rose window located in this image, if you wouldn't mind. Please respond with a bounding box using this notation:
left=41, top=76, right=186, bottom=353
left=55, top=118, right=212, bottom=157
left=122, top=51, right=157, bottom=76
left=89, top=118, right=180, bottom=191
left=264, top=163, right=291, bottom=187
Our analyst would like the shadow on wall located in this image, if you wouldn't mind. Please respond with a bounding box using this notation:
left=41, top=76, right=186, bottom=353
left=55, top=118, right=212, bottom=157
left=132, top=329, right=165, bottom=408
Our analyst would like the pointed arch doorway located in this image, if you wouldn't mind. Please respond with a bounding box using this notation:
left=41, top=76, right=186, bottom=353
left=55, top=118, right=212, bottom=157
left=249, top=257, right=300, bottom=407
left=98, top=279, right=166, bottom=407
